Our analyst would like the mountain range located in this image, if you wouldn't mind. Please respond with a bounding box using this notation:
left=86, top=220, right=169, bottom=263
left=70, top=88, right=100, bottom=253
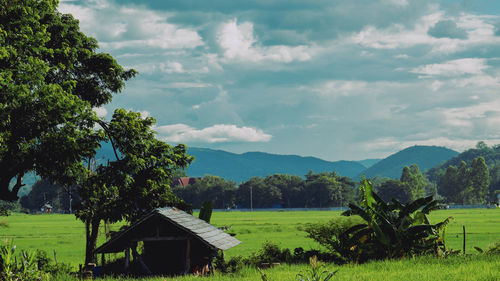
left=360, top=145, right=459, bottom=179
left=16, top=144, right=459, bottom=193
left=186, top=145, right=458, bottom=182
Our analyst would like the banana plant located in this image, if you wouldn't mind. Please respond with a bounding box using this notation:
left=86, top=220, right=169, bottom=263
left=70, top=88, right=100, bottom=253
left=341, top=180, right=452, bottom=262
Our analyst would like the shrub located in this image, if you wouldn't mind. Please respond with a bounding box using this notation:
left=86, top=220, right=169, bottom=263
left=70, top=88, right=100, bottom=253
left=303, top=216, right=362, bottom=263
left=0, top=206, right=8, bottom=216
left=0, top=240, right=48, bottom=281
left=214, top=253, right=245, bottom=273
left=486, top=240, right=500, bottom=254
left=247, top=241, right=292, bottom=265
left=34, top=250, right=73, bottom=275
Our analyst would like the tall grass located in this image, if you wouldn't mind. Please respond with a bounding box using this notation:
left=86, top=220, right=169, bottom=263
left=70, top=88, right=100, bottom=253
left=47, top=255, right=500, bottom=281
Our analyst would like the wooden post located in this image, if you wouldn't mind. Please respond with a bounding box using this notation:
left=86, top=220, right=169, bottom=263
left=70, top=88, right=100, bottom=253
left=185, top=239, right=191, bottom=273
left=101, top=253, right=105, bottom=267
left=463, top=225, right=466, bottom=255
left=124, top=248, right=130, bottom=270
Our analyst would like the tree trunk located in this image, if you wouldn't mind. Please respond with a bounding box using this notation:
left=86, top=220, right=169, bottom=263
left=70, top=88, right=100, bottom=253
left=0, top=170, right=25, bottom=202
left=85, top=218, right=101, bottom=265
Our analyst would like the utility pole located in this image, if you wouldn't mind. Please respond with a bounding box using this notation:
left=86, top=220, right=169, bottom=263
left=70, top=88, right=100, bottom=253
left=250, top=185, right=253, bottom=212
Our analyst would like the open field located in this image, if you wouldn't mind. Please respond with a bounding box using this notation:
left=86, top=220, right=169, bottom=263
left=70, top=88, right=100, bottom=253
left=0, top=208, right=499, bottom=267
left=48, top=255, right=500, bottom=281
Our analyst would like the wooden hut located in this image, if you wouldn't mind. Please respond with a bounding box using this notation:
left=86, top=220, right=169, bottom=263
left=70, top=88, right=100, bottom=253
left=95, top=207, right=240, bottom=276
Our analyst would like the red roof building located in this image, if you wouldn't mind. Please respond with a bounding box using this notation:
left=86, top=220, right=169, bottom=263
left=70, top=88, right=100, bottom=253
left=172, top=177, right=200, bottom=187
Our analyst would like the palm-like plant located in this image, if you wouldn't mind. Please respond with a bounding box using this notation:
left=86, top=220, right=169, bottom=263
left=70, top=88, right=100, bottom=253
left=297, top=256, right=337, bottom=281
left=341, top=180, right=452, bottom=262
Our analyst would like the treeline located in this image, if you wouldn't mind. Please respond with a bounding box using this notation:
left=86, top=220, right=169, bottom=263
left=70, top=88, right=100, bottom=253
left=174, top=172, right=357, bottom=209
left=10, top=143, right=500, bottom=212
left=428, top=142, right=500, bottom=204
left=175, top=142, right=500, bottom=208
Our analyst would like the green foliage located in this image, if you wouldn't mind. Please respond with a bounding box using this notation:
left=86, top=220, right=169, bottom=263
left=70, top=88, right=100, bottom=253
left=237, top=177, right=282, bottom=208
left=0, top=240, right=48, bottom=281
left=303, top=217, right=362, bottom=263
left=303, top=172, right=355, bottom=208
left=247, top=241, right=292, bottom=265
left=376, top=179, right=412, bottom=204
left=341, top=180, right=452, bottom=262
left=296, top=256, right=337, bottom=281
left=0, top=206, right=8, bottom=216
left=484, top=239, right=500, bottom=254
left=400, top=164, right=426, bottom=200
left=0, top=0, right=136, bottom=201
left=75, top=109, right=193, bottom=263
left=429, top=142, right=500, bottom=202
left=20, top=180, right=77, bottom=213
left=214, top=254, right=245, bottom=274
left=199, top=201, right=214, bottom=223
left=174, top=176, right=237, bottom=209
left=437, top=157, right=490, bottom=204
left=176, top=172, right=357, bottom=209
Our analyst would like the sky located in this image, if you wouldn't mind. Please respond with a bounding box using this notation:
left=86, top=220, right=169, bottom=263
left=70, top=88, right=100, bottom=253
left=58, top=0, right=500, bottom=161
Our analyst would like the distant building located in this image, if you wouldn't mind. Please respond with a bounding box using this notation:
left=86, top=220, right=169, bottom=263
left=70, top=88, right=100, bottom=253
left=172, top=177, right=200, bottom=187
left=41, top=203, right=52, bottom=214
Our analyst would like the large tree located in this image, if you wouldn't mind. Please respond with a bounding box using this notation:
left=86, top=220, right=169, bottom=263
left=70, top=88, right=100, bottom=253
left=438, top=158, right=490, bottom=204
left=0, top=0, right=135, bottom=201
left=76, top=109, right=193, bottom=264
left=400, top=164, right=426, bottom=200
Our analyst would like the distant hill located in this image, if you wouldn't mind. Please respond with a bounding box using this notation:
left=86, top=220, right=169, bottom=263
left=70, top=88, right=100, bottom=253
left=427, top=144, right=500, bottom=181
left=186, top=147, right=366, bottom=182
left=361, top=146, right=459, bottom=179
left=357, top=159, right=381, bottom=169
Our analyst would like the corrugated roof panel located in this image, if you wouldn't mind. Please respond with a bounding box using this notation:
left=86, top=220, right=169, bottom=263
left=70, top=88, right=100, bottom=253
left=156, top=207, right=240, bottom=250
left=96, top=207, right=240, bottom=253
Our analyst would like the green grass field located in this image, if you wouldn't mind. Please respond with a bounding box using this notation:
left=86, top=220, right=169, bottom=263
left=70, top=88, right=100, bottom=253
left=48, top=255, right=500, bottom=281
left=1, top=208, right=499, bottom=267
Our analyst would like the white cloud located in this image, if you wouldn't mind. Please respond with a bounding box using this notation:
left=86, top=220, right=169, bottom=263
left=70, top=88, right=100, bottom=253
left=386, top=0, right=408, bottom=6
left=156, top=124, right=272, bottom=143
left=217, top=19, right=313, bottom=63
left=429, top=80, right=443, bottom=92
left=93, top=107, right=107, bottom=117
left=164, top=82, right=213, bottom=88
left=351, top=12, right=500, bottom=54
left=59, top=0, right=203, bottom=50
left=394, top=54, right=409, bottom=59
left=309, top=80, right=368, bottom=98
left=411, top=58, right=489, bottom=77
left=442, top=101, right=500, bottom=130
left=138, top=110, right=151, bottom=118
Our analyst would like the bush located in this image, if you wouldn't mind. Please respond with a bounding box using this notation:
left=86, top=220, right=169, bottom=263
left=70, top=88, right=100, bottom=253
left=486, top=240, right=500, bottom=254
left=34, top=250, right=73, bottom=275
left=247, top=241, right=292, bottom=265
left=303, top=217, right=362, bottom=263
left=214, top=253, right=245, bottom=273
left=0, top=240, right=48, bottom=281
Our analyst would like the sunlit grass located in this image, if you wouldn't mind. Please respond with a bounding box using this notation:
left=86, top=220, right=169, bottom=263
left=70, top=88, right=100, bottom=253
left=0, top=208, right=499, bottom=267
left=48, top=255, right=500, bottom=281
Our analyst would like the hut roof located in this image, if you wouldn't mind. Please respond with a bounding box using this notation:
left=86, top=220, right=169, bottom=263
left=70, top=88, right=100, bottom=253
left=95, top=207, right=240, bottom=253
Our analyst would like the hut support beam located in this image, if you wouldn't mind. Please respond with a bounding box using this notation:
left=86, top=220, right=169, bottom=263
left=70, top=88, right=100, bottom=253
left=124, top=248, right=130, bottom=270
left=185, top=238, right=191, bottom=273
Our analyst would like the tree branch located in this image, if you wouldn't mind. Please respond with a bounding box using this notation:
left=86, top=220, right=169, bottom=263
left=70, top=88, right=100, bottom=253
left=9, top=172, right=26, bottom=201
left=96, top=119, right=120, bottom=161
